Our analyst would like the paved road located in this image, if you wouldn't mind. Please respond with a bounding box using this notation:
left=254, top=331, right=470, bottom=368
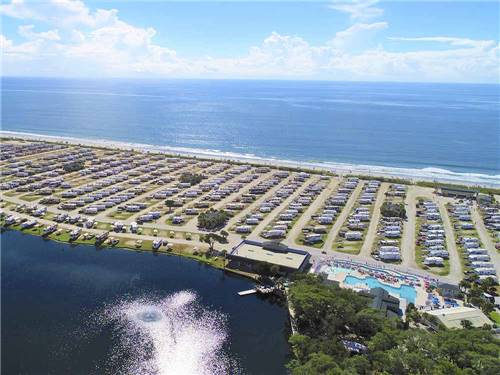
left=322, top=181, right=365, bottom=251
left=437, top=198, right=463, bottom=283
left=97, top=162, right=213, bottom=222
left=284, top=177, right=339, bottom=247
left=182, top=170, right=274, bottom=233
left=401, top=186, right=433, bottom=268
left=1, top=193, right=458, bottom=284
left=471, top=203, right=500, bottom=277
left=225, top=174, right=293, bottom=230
left=247, top=176, right=319, bottom=240
left=283, top=230, right=456, bottom=284
left=359, top=182, right=389, bottom=258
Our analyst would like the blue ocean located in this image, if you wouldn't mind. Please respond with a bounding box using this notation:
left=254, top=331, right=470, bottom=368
left=1, top=77, right=498, bottom=180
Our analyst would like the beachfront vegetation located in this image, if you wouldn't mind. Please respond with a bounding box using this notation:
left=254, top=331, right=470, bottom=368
left=198, top=209, right=230, bottom=230
left=179, top=172, right=204, bottom=185
left=380, top=201, right=406, bottom=219
left=287, top=274, right=500, bottom=375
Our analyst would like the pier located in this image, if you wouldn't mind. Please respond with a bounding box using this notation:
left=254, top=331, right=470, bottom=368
left=238, top=289, right=257, bottom=296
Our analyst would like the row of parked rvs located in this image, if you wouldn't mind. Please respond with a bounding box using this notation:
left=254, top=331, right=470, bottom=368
left=417, top=200, right=448, bottom=267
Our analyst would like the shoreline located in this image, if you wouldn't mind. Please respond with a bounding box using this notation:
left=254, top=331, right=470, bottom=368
left=2, top=130, right=499, bottom=188
left=0, top=223, right=261, bottom=282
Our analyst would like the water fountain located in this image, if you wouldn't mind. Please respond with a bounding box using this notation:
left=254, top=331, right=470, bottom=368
left=102, top=291, right=238, bottom=375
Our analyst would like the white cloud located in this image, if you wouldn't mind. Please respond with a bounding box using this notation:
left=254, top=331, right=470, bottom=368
left=329, top=0, right=383, bottom=20
left=329, top=21, right=387, bottom=50
left=0, top=0, right=118, bottom=28
left=388, top=36, right=497, bottom=50
left=0, top=34, right=13, bottom=49
left=18, top=25, right=60, bottom=41
left=0, top=0, right=41, bottom=20
left=0, top=1, right=498, bottom=83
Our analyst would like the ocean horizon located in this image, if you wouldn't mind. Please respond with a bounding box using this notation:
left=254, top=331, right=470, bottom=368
left=1, top=77, right=499, bottom=185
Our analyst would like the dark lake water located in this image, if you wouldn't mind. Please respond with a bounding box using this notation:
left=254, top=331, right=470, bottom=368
left=1, top=230, right=290, bottom=374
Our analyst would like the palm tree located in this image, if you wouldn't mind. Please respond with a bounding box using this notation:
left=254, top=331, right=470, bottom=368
left=459, top=279, right=471, bottom=293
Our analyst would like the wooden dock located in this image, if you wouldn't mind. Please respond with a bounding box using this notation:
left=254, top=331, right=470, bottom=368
left=238, top=289, right=257, bottom=296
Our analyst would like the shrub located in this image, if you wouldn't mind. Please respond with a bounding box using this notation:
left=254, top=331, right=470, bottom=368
left=179, top=172, right=204, bottom=185
left=63, top=160, right=85, bottom=173
left=198, top=209, right=229, bottom=230
left=381, top=202, right=406, bottom=218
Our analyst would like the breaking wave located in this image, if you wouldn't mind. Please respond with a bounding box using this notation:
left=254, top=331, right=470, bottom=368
left=98, top=291, right=238, bottom=375
left=2, top=130, right=499, bottom=187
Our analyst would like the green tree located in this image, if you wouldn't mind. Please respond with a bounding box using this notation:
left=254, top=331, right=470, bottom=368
left=286, top=274, right=500, bottom=374
left=288, top=352, right=341, bottom=375
left=165, top=199, right=175, bottom=213
left=201, top=232, right=225, bottom=252
left=289, top=334, right=312, bottom=363
left=220, top=229, right=229, bottom=241
left=179, top=172, right=204, bottom=185
left=461, top=319, right=473, bottom=329
left=198, top=209, right=229, bottom=230
left=380, top=201, right=406, bottom=219
left=63, top=160, right=85, bottom=172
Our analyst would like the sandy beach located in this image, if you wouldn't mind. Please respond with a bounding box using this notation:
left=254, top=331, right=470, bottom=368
left=2, top=130, right=499, bottom=188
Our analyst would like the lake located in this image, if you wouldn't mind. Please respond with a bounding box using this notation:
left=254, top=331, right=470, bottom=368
left=1, top=230, right=290, bottom=374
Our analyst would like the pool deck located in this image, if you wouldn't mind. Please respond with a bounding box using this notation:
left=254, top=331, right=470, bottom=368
left=317, top=263, right=429, bottom=308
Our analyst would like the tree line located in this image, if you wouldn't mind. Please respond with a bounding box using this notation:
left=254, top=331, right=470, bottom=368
left=287, top=274, right=499, bottom=374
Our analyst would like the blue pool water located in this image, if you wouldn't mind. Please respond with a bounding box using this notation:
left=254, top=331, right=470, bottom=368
left=343, top=275, right=417, bottom=304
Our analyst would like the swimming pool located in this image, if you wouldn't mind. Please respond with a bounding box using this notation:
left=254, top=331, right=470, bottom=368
left=323, top=266, right=353, bottom=276
left=343, top=275, right=417, bottom=304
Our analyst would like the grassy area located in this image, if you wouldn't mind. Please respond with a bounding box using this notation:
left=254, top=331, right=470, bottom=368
left=19, top=193, right=42, bottom=202
left=1, top=201, right=17, bottom=210
left=95, top=221, right=112, bottom=230
left=4, top=191, right=20, bottom=197
left=165, top=216, right=185, bottom=226
left=296, top=231, right=325, bottom=248
left=2, top=221, right=225, bottom=272
left=489, top=311, right=500, bottom=325
left=333, top=240, right=363, bottom=254
left=332, top=199, right=374, bottom=255
left=107, top=210, right=135, bottom=220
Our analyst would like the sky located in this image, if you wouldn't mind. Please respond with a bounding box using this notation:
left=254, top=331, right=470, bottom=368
left=0, top=0, right=499, bottom=83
